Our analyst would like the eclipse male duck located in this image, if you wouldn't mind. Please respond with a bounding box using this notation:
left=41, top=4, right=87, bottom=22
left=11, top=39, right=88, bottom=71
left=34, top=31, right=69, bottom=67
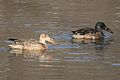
left=72, top=22, right=113, bottom=39
left=8, top=34, right=56, bottom=50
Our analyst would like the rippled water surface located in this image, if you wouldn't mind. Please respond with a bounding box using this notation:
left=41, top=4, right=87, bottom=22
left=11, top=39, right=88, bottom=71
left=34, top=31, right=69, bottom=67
left=0, top=0, right=120, bottom=80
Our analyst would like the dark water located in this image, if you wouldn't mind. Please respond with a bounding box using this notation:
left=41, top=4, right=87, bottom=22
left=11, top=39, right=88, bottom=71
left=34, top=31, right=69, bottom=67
left=0, top=0, right=120, bottom=80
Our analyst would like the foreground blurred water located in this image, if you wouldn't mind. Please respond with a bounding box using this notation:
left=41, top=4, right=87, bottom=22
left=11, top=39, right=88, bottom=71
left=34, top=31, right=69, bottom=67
left=0, top=0, right=120, bottom=80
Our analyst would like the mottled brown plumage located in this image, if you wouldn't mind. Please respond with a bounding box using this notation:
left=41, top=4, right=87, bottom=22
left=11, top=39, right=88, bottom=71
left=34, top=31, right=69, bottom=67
left=8, top=34, right=55, bottom=50
left=72, top=22, right=113, bottom=39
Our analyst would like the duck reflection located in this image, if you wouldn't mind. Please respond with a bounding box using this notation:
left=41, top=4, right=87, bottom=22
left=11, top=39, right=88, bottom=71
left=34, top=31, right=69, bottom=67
left=9, top=49, right=53, bottom=62
left=72, top=38, right=113, bottom=45
left=72, top=37, right=113, bottom=53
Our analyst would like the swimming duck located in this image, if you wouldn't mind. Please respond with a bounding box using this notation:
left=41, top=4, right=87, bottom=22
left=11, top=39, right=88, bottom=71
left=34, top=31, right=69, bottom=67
left=8, top=34, right=56, bottom=50
left=72, top=22, right=113, bottom=39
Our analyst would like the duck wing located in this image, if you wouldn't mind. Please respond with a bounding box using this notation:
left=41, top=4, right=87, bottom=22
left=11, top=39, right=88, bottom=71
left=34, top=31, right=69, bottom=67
left=8, top=38, right=39, bottom=44
left=72, top=28, right=96, bottom=35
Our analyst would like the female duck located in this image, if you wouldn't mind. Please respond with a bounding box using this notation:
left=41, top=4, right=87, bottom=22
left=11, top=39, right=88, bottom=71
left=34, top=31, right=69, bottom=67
left=8, top=34, right=56, bottom=50
left=72, top=22, right=113, bottom=39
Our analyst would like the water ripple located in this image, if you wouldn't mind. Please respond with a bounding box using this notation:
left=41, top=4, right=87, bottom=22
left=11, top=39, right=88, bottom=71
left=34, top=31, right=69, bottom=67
left=112, top=63, right=120, bottom=67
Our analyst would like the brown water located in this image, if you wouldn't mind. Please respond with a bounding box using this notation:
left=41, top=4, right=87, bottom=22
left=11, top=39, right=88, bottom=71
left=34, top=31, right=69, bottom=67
left=0, top=0, right=120, bottom=80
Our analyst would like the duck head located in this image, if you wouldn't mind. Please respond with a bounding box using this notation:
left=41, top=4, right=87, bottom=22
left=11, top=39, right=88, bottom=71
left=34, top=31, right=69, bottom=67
left=95, top=22, right=113, bottom=37
left=39, top=34, right=55, bottom=44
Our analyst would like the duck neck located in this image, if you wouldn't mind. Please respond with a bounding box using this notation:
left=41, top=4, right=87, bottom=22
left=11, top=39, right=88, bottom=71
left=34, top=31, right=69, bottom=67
left=95, top=25, right=105, bottom=37
left=39, top=39, right=48, bottom=49
left=95, top=25, right=101, bottom=31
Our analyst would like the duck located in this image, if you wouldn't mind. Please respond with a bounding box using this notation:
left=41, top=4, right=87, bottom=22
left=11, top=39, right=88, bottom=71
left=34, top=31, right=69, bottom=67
left=8, top=34, right=56, bottom=50
left=72, top=22, right=113, bottom=39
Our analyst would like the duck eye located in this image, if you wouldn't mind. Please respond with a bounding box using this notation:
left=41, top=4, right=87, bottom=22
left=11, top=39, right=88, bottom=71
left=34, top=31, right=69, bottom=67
left=44, top=34, right=48, bottom=37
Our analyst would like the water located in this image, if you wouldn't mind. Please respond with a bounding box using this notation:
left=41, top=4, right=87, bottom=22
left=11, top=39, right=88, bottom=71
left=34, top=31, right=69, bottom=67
left=0, top=0, right=120, bottom=80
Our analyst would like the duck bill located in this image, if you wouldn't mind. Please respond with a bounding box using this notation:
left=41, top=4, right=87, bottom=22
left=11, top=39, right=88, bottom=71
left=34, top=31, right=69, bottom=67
left=105, top=26, right=113, bottom=33
left=106, top=28, right=113, bottom=33
left=107, top=28, right=113, bottom=33
left=48, top=38, right=56, bottom=44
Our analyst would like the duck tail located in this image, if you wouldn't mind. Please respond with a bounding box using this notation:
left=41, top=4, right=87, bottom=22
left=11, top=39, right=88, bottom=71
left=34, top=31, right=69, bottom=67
left=72, top=31, right=76, bottom=34
left=8, top=38, right=21, bottom=44
left=8, top=38, right=19, bottom=41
